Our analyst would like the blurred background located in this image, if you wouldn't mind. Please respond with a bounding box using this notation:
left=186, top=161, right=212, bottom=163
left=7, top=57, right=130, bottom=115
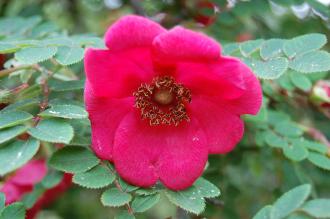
left=0, top=0, right=329, bottom=218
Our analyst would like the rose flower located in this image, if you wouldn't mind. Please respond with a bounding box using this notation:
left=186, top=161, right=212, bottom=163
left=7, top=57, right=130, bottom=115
left=84, top=15, right=262, bottom=190
left=0, top=160, right=72, bottom=219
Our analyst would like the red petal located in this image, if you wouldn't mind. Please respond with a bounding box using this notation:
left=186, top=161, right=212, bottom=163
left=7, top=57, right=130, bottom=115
left=190, top=98, right=244, bottom=154
left=152, top=26, right=221, bottom=63
left=85, top=81, right=133, bottom=161
left=84, top=48, right=154, bottom=98
left=112, top=112, right=208, bottom=190
left=105, top=15, right=166, bottom=51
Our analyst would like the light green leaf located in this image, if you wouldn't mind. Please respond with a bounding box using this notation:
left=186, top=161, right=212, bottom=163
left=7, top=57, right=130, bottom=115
left=132, top=194, right=160, bottom=213
left=135, top=188, right=158, bottom=196
left=39, top=105, right=88, bottom=119
left=260, top=39, right=285, bottom=59
left=0, top=111, right=33, bottom=129
left=15, top=47, right=57, bottom=64
left=28, top=119, right=74, bottom=144
left=0, top=202, right=25, bottom=219
left=0, top=139, right=40, bottom=175
left=272, top=184, right=311, bottom=219
left=114, top=210, right=135, bottom=219
left=248, top=57, right=288, bottom=79
left=193, top=178, right=221, bottom=198
left=73, top=165, right=115, bottom=189
left=0, top=125, right=28, bottom=144
left=301, top=140, right=328, bottom=154
left=283, top=33, right=327, bottom=58
left=265, top=131, right=288, bottom=148
left=118, top=178, right=139, bottom=192
left=240, top=39, right=264, bottom=56
left=301, top=199, right=330, bottom=218
left=101, top=188, right=132, bottom=207
left=41, top=170, right=63, bottom=189
left=49, top=146, right=99, bottom=173
left=307, top=152, right=330, bottom=170
left=252, top=205, right=274, bottom=219
left=283, top=140, right=309, bottom=162
left=223, top=43, right=239, bottom=55
left=0, top=43, right=19, bottom=54
left=0, top=193, right=5, bottom=210
left=49, top=80, right=85, bottom=92
left=274, top=121, right=303, bottom=137
left=289, top=51, right=330, bottom=73
left=165, top=188, right=205, bottom=215
left=54, top=46, right=85, bottom=65
left=289, top=72, right=312, bottom=91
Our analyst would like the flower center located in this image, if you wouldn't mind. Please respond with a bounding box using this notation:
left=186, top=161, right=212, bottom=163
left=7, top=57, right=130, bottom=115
left=133, top=76, right=191, bottom=126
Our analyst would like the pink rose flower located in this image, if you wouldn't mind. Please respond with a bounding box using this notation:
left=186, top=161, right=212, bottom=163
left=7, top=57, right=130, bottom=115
left=0, top=160, right=72, bottom=219
left=84, top=15, right=262, bottom=190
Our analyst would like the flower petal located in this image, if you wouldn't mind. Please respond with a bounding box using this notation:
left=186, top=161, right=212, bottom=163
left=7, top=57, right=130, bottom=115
left=190, top=98, right=244, bottom=154
left=10, top=160, right=47, bottom=186
left=84, top=47, right=154, bottom=98
left=85, top=81, right=133, bottom=161
left=152, top=26, right=221, bottom=63
left=105, top=15, right=166, bottom=51
left=221, top=57, right=262, bottom=115
left=176, top=57, right=247, bottom=100
left=113, top=112, right=208, bottom=190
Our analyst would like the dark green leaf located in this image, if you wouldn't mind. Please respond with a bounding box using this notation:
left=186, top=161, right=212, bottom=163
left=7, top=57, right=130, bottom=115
left=28, top=119, right=74, bottom=144
left=39, top=105, right=88, bottom=119
left=0, top=111, right=33, bottom=129
left=0, top=202, right=25, bottom=219
left=0, top=139, right=40, bottom=175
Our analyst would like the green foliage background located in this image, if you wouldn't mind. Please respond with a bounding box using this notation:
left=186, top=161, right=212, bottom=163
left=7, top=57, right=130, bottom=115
left=0, top=0, right=330, bottom=219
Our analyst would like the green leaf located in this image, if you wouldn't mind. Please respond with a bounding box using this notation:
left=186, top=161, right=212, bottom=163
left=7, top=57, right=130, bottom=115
left=301, top=140, right=328, bottom=154
left=271, top=184, right=311, bottom=219
left=28, top=119, right=74, bottom=144
left=15, top=47, right=57, bottom=64
left=253, top=205, right=274, bottom=219
left=283, top=33, right=327, bottom=58
left=283, top=140, right=309, bottom=162
left=118, top=178, right=139, bottom=192
left=132, top=194, right=160, bottom=213
left=114, top=210, right=135, bottom=219
left=39, top=105, right=88, bottom=119
left=289, top=51, right=330, bottom=73
left=0, top=193, right=5, bottom=210
left=307, top=152, right=330, bottom=170
left=49, top=80, right=85, bottom=92
left=0, top=125, right=28, bottom=144
left=240, top=39, right=264, bottom=56
left=101, top=188, right=132, bottom=207
left=0, top=43, right=19, bottom=54
left=22, top=184, right=45, bottom=208
left=289, top=72, right=312, bottom=91
left=54, top=46, right=85, bottom=65
left=260, top=39, right=285, bottom=59
left=265, top=131, right=288, bottom=148
left=49, top=146, right=99, bottom=173
left=73, top=165, right=115, bottom=189
left=0, top=202, right=25, bottom=219
left=41, top=170, right=63, bottom=188
left=135, top=188, right=158, bottom=196
left=248, top=57, right=288, bottom=79
left=193, top=178, right=221, bottom=198
left=0, top=139, right=40, bottom=175
left=0, top=111, right=33, bottom=129
left=301, top=199, right=330, bottom=218
left=274, top=121, right=303, bottom=137
left=165, top=188, right=205, bottom=215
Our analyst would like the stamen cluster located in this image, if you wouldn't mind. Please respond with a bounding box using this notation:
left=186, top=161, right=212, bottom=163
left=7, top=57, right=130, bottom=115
left=134, top=76, right=191, bottom=126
